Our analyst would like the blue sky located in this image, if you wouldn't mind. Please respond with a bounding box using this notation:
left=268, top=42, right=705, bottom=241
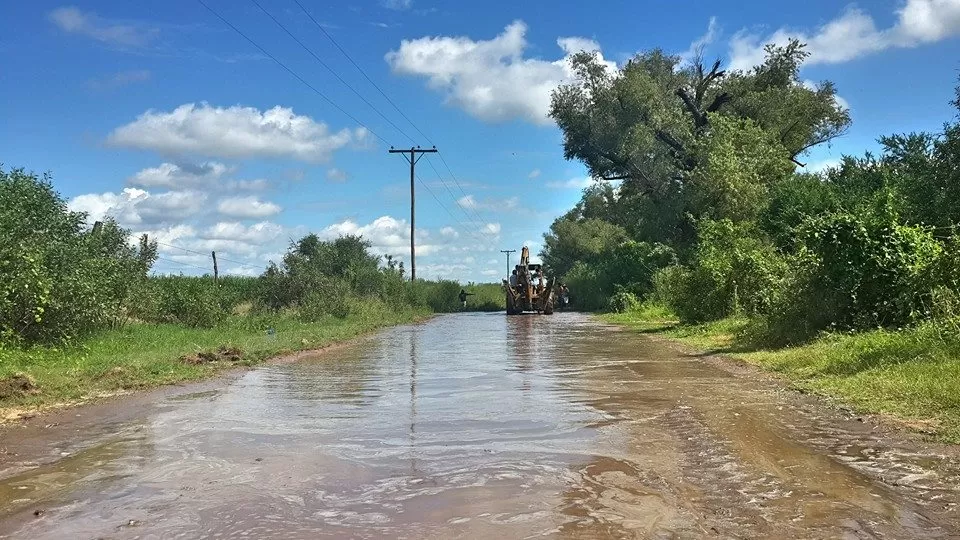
left=3, top=1, right=960, bottom=281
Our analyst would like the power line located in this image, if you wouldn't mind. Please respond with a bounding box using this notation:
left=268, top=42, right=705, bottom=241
left=249, top=0, right=415, bottom=144
left=423, top=156, right=492, bottom=245
left=202, top=0, right=503, bottom=256
left=154, top=241, right=262, bottom=269
left=292, top=0, right=434, bottom=145
left=289, top=1, right=497, bottom=248
left=155, top=256, right=212, bottom=272
left=195, top=0, right=389, bottom=146
left=415, top=175, right=489, bottom=247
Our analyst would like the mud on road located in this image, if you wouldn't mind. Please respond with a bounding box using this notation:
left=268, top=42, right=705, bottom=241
left=0, top=313, right=958, bottom=538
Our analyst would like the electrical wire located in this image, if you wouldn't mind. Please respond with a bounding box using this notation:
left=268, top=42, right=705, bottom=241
left=292, top=0, right=434, bottom=145
left=249, top=0, right=415, bottom=144
left=196, top=0, right=389, bottom=146
left=288, top=1, right=500, bottom=247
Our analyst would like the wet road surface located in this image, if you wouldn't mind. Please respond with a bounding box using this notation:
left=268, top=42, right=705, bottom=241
left=1, top=313, right=959, bottom=538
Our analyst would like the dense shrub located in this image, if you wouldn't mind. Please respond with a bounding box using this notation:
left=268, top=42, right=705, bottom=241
left=800, top=209, right=941, bottom=330
left=608, top=291, right=640, bottom=313
left=657, top=220, right=787, bottom=323
left=133, top=276, right=225, bottom=328
left=564, top=261, right=607, bottom=311
left=0, top=168, right=156, bottom=344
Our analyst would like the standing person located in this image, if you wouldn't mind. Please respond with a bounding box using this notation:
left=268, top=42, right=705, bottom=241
left=458, top=288, right=474, bottom=309
left=509, top=269, right=518, bottom=288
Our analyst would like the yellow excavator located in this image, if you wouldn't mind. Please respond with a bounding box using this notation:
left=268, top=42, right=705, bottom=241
left=503, top=246, right=555, bottom=315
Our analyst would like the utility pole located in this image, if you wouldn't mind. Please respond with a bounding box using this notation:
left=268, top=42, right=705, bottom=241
left=211, top=251, right=219, bottom=285
left=389, top=146, right=437, bottom=281
left=500, top=249, right=516, bottom=278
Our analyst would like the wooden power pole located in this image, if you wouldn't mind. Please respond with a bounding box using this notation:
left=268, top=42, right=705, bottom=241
left=389, top=146, right=437, bottom=282
left=211, top=251, right=219, bottom=285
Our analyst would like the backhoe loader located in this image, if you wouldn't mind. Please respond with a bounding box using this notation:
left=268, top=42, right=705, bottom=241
left=502, top=246, right=555, bottom=315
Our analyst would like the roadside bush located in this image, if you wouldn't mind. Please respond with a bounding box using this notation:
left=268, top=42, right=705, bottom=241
left=142, top=277, right=225, bottom=328
left=0, top=168, right=156, bottom=344
left=564, top=261, right=607, bottom=311
left=657, top=220, right=787, bottom=323
left=608, top=290, right=640, bottom=313
left=800, top=209, right=941, bottom=330
left=298, top=278, right=353, bottom=321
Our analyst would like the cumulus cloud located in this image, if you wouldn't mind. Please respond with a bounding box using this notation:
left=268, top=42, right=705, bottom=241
left=320, top=215, right=455, bottom=257
left=440, top=226, right=459, bottom=239
left=68, top=184, right=295, bottom=276
left=217, top=196, right=282, bottom=219
left=107, top=103, right=366, bottom=162
left=128, top=161, right=230, bottom=189
left=48, top=6, right=159, bottom=47
left=528, top=168, right=541, bottom=179
left=385, top=20, right=615, bottom=124
left=728, top=0, right=960, bottom=70
left=68, top=188, right=207, bottom=226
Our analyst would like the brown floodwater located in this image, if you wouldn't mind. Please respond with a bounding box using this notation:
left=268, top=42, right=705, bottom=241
left=1, top=313, right=959, bottom=538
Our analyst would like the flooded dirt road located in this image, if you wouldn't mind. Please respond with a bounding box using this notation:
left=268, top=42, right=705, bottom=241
left=1, top=313, right=959, bottom=538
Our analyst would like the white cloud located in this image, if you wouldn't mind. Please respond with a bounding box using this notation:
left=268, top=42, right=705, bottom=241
left=320, top=215, right=452, bottom=257
left=48, top=6, right=158, bottom=47
left=87, top=69, right=151, bottom=91
left=458, top=195, right=477, bottom=209
left=217, top=196, right=282, bottom=219
left=107, top=103, right=366, bottom=162
left=546, top=176, right=594, bottom=189
left=482, top=223, right=501, bottom=235
left=681, top=16, right=719, bottom=63
left=204, top=221, right=285, bottom=244
left=68, top=188, right=207, bottom=226
left=729, top=1, right=960, bottom=71
left=440, top=226, right=459, bottom=238
left=804, top=157, right=843, bottom=173
left=385, top=20, right=615, bottom=124
left=528, top=168, right=541, bottom=179
left=326, top=167, right=349, bottom=183
left=381, top=0, right=412, bottom=9
left=457, top=194, right=520, bottom=211
left=128, top=161, right=230, bottom=189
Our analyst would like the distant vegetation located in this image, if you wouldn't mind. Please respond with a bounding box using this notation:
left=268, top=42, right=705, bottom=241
left=0, top=167, right=502, bottom=409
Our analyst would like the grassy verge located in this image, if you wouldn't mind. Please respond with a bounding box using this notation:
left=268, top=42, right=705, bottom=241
left=0, top=307, right=429, bottom=418
left=602, top=306, right=960, bottom=443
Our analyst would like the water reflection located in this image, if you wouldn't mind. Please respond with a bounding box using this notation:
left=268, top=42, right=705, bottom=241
left=0, top=313, right=957, bottom=538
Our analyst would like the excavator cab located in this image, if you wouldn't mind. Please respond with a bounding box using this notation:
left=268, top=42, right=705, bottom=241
left=502, top=247, right=555, bottom=315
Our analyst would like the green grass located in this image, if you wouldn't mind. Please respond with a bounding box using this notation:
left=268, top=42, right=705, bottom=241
left=603, top=305, right=960, bottom=443
left=0, top=307, right=428, bottom=416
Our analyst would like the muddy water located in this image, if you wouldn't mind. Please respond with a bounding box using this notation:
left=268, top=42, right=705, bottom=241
left=1, top=313, right=959, bottom=538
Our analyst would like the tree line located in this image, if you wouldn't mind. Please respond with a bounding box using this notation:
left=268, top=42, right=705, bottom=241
left=543, top=41, right=960, bottom=344
left=0, top=168, right=501, bottom=346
